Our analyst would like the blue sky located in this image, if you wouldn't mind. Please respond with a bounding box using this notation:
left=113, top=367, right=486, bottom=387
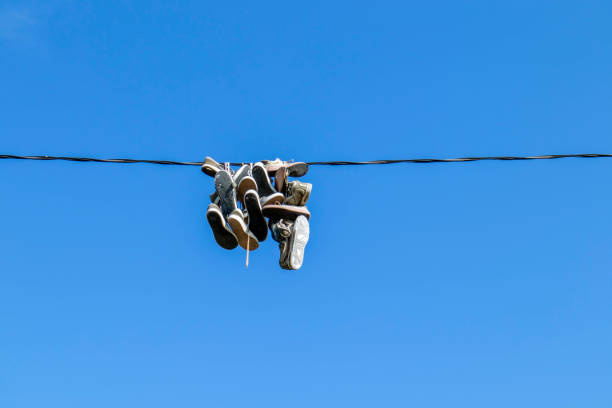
left=1, top=1, right=612, bottom=406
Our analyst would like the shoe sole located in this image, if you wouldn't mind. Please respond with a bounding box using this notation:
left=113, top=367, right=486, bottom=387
left=206, top=205, right=238, bottom=250
left=287, top=163, right=309, bottom=177
left=262, top=204, right=311, bottom=221
left=287, top=215, right=309, bottom=270
left=265, top=162, right=309, bottom=177
left=244, top=189, right=268, bottom=242
left=260, top=192, right=285, bottom=206
left=228, top=211, right=259, bottom=250
left=214, top=170, right=237, bottom=218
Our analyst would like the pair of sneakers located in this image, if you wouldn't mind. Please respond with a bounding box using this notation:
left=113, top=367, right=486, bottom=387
left=262, top=159, right=313, bottom=270
left=260, top=158, right=313, bottom=221
left=204, top=158, right=270, bottom=251
left=270, top=216, right=310, bottom=270
left=204, top=157, right=292, bottom=251
left=206, top=171, right=259, bottom=251
left=206, top=158, right=285, bottom=207
left=203, top=157, right=313, bottom=270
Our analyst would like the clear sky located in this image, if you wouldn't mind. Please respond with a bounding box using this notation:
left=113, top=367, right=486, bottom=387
left=1, top=1, right=612, bottom=406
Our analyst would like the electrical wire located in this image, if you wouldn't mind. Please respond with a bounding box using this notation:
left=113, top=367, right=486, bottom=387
left=0, top=154, right=201, bottom=166
left=306, top=153, right=612, bottom=165
left=1, top=153, right=612, bottom=167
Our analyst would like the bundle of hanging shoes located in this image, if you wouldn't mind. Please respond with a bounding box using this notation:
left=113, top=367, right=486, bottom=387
left=202, top=157, right=312, bottom=270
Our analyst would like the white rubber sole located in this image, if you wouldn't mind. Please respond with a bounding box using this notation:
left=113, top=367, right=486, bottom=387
left=288, top=215, right=309, bottom=270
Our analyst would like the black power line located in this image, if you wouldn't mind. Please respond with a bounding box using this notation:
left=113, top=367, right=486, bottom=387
left=307, top=153, right=612, bottom=165
left=0, top=154, right=201, bottom=166
left=1, top=153, right=612, bottom=167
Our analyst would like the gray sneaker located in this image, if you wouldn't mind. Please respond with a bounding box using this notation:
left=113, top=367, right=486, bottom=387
left=210, top=164, right=252, bottom=204
left=279, top=216, right=310, bottom=270
left=214, top=170, right=238, bottom=218
left=285, top=181, right=312, bottom=206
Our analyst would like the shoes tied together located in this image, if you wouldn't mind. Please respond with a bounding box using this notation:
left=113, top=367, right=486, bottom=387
left=203, top=157, right=312, bottom=270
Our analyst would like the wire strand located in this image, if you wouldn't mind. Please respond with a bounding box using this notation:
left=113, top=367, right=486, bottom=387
left=1, top=153, right=612, bottom=167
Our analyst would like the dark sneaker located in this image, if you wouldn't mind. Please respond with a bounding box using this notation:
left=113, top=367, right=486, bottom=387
left=252, top=162, right=284, bottom=206
left=263, top=159, right=309, bottom=177
left=228, top=209, right=259, bottom=250
left=285, top=181, right=312, bottom=206
left=262, top=204, right=311, bottom=221
left=206, top=203, right=238, bottom=250
left=214, top=170, right=238, bottom=218
left=201, top=156, right=224, bottom=177
left=274, top=166, right=288, bottom=195
left=244, top=189, right=268, bottom=242
left=286, top=215, right=309, bottom=270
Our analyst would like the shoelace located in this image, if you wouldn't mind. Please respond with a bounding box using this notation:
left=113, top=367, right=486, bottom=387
left=245, top=163, right=255, bottom=267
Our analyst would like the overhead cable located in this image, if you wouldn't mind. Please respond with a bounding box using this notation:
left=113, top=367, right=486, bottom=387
left=1, top=153, right=612, bottom=167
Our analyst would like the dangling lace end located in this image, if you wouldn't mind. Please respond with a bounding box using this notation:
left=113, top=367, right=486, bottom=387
left=245, top=221, right=250, bottom=268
